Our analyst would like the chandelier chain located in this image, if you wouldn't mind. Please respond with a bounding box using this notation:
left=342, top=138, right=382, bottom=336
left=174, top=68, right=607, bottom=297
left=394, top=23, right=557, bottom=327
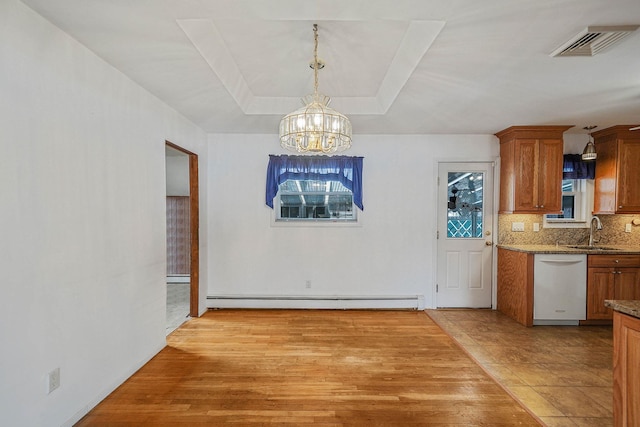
left=313, top=24, right=319, bottom=98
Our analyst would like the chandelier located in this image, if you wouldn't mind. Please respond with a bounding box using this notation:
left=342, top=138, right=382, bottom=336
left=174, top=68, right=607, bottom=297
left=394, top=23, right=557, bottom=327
left=279, top=24, right=352, bottom=153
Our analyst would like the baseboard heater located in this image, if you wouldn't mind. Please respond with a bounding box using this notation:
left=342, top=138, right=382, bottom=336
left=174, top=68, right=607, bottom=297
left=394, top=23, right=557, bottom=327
left=207, top=295, right=425, bottom=310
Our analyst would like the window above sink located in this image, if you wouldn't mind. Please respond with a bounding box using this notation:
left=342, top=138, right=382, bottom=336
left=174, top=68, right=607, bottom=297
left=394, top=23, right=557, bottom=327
left=544, top=179, right=594, bottom=229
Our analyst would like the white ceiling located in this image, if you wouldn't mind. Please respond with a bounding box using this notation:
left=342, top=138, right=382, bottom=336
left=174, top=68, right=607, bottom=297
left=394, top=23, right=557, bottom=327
left=20, top=0, right=640, bottom=135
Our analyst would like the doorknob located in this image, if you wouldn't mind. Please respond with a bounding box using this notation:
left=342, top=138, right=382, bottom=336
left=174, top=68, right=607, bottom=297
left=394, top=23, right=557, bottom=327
left=485, top=241, right=493, bottom=246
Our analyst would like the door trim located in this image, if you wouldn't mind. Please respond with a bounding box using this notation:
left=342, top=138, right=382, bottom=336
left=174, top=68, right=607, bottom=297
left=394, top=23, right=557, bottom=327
left=166, top=141, right=199, bottom=318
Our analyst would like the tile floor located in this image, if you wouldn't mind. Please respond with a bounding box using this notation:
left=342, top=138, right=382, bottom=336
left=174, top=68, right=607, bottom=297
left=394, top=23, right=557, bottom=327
left=166, top=281, right=190, bottom=335
left=426, top=309, right=613, bottom=427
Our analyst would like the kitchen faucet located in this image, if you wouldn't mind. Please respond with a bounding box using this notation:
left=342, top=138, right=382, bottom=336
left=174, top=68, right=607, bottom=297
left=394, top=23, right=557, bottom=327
left=588, top=215, right=602, bottom=247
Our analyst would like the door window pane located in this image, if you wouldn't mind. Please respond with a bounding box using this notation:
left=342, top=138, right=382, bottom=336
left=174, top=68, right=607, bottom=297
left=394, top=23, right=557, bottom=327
left=447, top=172, right=484, bottom=238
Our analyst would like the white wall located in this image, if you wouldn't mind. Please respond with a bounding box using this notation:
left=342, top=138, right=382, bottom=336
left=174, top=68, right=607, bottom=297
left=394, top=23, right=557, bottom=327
left=563, top=132, right=590, bottom=154
left=207, top=133, right=499, bottom=309
left=0, top=1, right=207, bottom=425
left=166, top=154, right=190, bottom=196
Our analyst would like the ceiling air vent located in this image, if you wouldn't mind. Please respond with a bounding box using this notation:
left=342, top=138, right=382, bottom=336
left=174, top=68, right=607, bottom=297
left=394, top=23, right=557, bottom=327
left=550, top=25, right=639, bottom=57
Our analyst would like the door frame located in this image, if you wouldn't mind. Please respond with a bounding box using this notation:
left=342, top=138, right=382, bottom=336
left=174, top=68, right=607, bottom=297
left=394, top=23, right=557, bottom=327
left=433, top=159, right=500, bottom=310
left=166, top=141, right=200, bottom=318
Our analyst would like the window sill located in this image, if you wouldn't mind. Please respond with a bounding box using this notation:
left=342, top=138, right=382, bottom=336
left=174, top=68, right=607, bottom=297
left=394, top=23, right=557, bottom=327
left=271, top=215, right=363, bottom=228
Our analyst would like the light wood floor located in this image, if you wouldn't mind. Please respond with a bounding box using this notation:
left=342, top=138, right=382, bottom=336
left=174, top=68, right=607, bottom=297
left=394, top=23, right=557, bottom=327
left=427, top=309, right=613, bottom=427
left=76, top=309, right=541, bottom=426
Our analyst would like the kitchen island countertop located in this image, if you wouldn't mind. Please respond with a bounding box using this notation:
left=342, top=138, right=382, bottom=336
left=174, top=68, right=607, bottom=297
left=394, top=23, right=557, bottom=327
left=605, top=300, right=640, bottom=319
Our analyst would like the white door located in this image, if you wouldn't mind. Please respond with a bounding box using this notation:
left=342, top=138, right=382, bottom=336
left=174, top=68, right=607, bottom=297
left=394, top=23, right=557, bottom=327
left=436, top=162, right=494, bottom=308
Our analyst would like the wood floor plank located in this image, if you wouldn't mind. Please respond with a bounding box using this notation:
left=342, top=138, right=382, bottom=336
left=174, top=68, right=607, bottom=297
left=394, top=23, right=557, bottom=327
left=76, top=310, right=542, bottom=426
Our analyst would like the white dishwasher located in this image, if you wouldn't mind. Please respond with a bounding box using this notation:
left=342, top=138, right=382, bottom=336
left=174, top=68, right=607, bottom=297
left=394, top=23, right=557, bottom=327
left=533, top=254, right=587, bottom=325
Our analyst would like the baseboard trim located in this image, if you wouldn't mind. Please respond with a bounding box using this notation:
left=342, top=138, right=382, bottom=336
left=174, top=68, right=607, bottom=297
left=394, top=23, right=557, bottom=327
left=63, top=342, right=166, bottom=427
left=207, top=295, right=425, bottom=310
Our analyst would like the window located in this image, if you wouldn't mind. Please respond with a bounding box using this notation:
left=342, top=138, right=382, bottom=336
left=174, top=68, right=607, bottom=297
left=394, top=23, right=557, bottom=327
left=265, top=155, right=363, bottom=225
left=544, top=179, right=593, bottom=228
left=277, top=179, right=356, bottom=222
left=447, top=172, right=484, bottom=238
left=543, top=154, right=595, bottom=229
left=546, top=180, right=581, bottom=220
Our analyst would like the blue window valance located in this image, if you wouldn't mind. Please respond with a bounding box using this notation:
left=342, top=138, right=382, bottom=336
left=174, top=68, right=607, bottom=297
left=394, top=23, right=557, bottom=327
left=563, top=154, right=595, bottom=179
left=266, top=155, right=364, bottom=210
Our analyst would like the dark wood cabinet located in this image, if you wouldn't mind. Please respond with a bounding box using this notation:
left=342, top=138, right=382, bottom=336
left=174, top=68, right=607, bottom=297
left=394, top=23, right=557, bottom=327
left=586, top=255, right=640, bottom=320
left=496, top=126, right=571, bottom=214
left=593, top=125, right=640, bottom=214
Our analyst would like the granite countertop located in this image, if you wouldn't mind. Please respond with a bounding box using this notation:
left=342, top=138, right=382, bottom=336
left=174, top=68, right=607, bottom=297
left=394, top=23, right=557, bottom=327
left=497, top=244, right=640, bottom=255
left=605, top=300, right=640, bottom=319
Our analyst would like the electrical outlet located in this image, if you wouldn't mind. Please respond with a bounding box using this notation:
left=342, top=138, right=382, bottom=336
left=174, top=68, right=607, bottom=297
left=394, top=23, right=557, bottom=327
left=511, top=222, right=525, bottom=232
left=47, top=368, right=60, bottom=394
left=626, top=223, right=632, bottom=233
left=305, top=280, right=312, bottom=289
left=533, top=223, right=540, bottom=232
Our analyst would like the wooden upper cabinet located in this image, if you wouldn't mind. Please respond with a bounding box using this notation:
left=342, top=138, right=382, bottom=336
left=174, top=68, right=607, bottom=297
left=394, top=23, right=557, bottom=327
left=537, top=139, right=565, bottom=212
left=496, top=126, right=572, bottom=214
left=593, top=125, right=640, bottom=214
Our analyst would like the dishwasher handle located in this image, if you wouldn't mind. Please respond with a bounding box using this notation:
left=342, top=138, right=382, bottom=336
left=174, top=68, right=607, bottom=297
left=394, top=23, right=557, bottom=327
left=537, top=259, right=585, bottom=264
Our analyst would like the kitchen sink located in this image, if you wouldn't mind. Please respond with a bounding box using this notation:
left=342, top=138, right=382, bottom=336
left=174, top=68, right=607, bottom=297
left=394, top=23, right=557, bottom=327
left=565, top=245, right=621, bottom=251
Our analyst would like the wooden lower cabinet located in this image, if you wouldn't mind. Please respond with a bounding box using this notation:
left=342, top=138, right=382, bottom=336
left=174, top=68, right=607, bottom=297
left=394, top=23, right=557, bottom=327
left=587, top=268, right=615, bottom=319
left=616, top=269, right=640, bottom=300
left=613, top=311, right=640, bottom=426
left=497, top=248, right=533, bottom=327
left=586, top=255, right=640, bottom=321
left=497, top=252, right=640, bottom=325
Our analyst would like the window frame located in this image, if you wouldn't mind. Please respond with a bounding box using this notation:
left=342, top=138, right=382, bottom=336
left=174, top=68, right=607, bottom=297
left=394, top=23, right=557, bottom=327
left=543, top=179, right=594, bottom=229
left=271, top=179, right=362, bottom=227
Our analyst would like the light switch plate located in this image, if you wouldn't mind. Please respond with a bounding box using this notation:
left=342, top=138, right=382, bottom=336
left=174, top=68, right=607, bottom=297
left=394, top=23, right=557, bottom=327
left=626, top=223, right=632, bottom=233
left=533, top=223, right=540, bottom=232
left=511, top=222, right=525, bottom=232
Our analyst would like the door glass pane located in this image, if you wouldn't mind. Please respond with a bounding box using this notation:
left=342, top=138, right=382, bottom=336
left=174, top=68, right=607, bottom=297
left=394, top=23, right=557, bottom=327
left=447, top=172, right=484, bottom=238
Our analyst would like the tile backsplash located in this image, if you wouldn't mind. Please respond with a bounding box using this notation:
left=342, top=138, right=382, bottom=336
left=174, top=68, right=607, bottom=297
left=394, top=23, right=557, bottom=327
left=498, top=214, right=640, bottom=247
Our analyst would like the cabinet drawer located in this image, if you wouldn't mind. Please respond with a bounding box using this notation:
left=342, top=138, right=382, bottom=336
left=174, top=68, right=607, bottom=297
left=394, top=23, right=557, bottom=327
left=588, top=255, right=640, bottom=268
